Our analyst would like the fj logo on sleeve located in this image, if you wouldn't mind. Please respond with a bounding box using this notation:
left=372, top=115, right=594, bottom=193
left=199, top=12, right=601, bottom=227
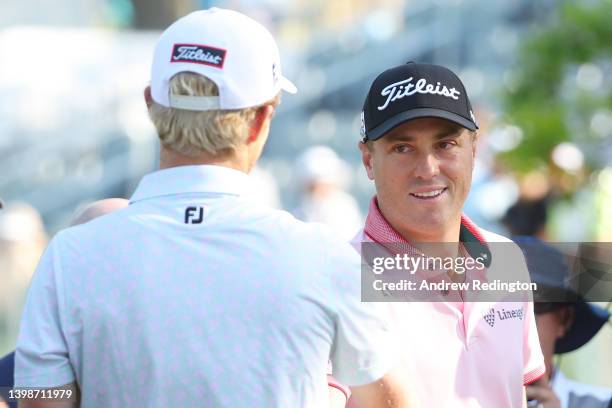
left=185, top=206, right=205, bottom=224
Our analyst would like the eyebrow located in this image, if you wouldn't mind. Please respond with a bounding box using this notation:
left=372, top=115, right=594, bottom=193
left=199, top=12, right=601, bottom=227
left=385, top=126, right=463, bottom=142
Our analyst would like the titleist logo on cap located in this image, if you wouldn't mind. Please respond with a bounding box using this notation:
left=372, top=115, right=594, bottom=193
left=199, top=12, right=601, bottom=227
left=378, top=77, right=461, bottom=111
left=171, top=44, right=226, bottom=68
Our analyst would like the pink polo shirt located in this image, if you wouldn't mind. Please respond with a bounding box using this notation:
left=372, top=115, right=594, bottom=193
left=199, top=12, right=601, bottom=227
left=339, top=197, right=545, bottom=408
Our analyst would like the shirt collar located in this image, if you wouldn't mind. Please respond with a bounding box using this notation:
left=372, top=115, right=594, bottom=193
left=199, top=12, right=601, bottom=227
left=130, top=165, right=250, bottom=203
left=363, top=196, right=492, bottom=266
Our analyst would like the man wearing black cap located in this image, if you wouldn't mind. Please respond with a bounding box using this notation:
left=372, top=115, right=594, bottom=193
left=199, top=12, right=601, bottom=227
left=337, top=62, right=546, bottom=407
left=516, top=237, right=612, bottom=408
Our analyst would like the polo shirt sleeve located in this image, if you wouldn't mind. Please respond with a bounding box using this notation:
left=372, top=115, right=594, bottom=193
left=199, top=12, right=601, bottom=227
left=522, top=299, right=546, bottom=385
left=327, top=242, right=396, bottom=387
left=14, top=236, right=75, bottom=388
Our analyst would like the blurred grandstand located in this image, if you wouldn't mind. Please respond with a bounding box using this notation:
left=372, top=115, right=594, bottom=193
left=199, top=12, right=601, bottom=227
left=0, top=0, right=559, bottom=233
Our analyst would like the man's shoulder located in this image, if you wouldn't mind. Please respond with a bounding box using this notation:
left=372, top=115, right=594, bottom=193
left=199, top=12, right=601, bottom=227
left=60, top=200, right=355, bottom=255
left=348, top=228, right=367, bottom=252
left=476, top=226, right=526, bottom=263
left=242, top=201, right=355, bottom=246
left=474, top=225, right=533, bottom=293
left=231, top=203, right=362, bottom=275
left=59, top=204, right=133, bottom=240
left=476, top=226, right=514, bottom=244
left=476, top=225, right=526, bottom=260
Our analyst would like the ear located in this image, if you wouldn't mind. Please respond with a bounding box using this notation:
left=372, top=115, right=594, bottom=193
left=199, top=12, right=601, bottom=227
left=144, top=86, right=153, bottom=109
left=552, top=306, right=575, bottom=339
left=246, top=104, right=274, bottom=144
left=557, top=306, right=575, bottom=338
left=358, top=141, right=375, bottom=180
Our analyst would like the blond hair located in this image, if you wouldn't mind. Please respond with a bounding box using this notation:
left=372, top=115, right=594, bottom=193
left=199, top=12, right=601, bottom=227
left=148, top=73, right=277, bottom=157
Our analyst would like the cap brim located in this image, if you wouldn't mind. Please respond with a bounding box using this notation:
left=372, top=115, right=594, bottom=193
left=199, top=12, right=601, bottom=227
left=366, top=108, right=478, bottom=141
left=280, top=76, right=297, bottom=94
left=555, top=300, right=610, bottom=353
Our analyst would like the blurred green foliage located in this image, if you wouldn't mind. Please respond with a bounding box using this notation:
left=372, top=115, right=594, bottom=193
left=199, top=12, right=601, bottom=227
left=501, top=0, right=612, bottom=173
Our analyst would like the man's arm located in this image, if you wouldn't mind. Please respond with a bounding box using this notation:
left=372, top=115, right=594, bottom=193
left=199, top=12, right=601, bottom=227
left=13, top=237, right=76, bottom=404
left=326, top=239, right=412, bottom=407
left=18, top=382, right=79, bottom=408
left=329, top=384, right=349, bottom=408
left=328, top=373, right=351, bottom=408
left=525, top=379, right=561, bottom=408
left=350, top=370, right=411, bottom=408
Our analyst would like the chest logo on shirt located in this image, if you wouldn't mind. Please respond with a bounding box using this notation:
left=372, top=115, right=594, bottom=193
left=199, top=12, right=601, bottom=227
left=483, top=307, right=524, bottom=327
left=484, top=308, right=495, bottom=327
left=185, top=206, right=205, bottom=224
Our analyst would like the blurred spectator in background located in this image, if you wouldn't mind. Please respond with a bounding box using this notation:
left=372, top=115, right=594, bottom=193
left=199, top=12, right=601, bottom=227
left=70, top=198, right=130, bottom=225
left=0, top=200, right=8, bottom=408
left=503, top=197, right=550, bottom=239
left=0, top=350, right=14, bottom=408
left=246, top=165, right=282, bottom=209
left=502, top=167, right=553, bottom=240
left=0, top=198, right=129, bottom=408
left=516, top=237, right=612, bottom=408
left=0, top=202, right=47, bottom=344
left=292, top=145, right=362, bottom=240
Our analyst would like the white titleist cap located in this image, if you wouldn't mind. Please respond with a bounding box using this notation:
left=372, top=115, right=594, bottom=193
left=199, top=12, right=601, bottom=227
left=150, top=8, right=297, bottom=111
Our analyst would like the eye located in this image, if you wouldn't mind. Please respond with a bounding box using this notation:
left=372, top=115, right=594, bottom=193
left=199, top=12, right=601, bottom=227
left=393, top=144, right=412, bottom=153
left=438, top=140, right=457, bottom=150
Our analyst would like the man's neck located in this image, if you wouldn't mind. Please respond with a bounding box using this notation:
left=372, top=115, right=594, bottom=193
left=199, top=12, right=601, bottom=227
left=376, top=201, right=462, bottom=243
left=159, top=146, right=251, bottom=173
left=377, top=203, right=463, bottom=259
left=394, top=223, right=461, bottom=243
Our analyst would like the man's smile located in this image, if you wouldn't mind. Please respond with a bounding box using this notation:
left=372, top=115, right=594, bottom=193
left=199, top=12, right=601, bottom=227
left=409, top=187, right=448, bottom=200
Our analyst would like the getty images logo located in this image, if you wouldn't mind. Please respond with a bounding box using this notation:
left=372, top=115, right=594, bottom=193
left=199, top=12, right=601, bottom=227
left=184, top=206, right=205, bottom=224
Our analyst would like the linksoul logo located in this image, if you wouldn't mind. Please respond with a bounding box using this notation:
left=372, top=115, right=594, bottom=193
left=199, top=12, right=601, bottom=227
left=483, top=308, right=495, bottom=327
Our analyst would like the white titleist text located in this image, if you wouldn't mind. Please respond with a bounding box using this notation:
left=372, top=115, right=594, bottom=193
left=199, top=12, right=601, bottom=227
left=378, top=77, right=461, bottom=111
left=171, top=44, right=226, bottom=68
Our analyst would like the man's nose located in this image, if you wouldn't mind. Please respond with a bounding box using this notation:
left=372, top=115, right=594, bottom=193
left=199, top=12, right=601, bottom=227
left=412, top=152, right=440, bottom=180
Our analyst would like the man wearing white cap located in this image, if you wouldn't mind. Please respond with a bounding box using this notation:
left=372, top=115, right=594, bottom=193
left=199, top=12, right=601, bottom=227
left=14, top=9, right=408, bottom=408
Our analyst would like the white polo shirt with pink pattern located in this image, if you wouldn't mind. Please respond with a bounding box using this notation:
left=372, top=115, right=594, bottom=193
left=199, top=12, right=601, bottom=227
left=14, top=166, right=396, bottom=408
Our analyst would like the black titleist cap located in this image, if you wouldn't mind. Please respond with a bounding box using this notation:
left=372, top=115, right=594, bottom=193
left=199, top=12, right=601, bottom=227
left=360, top=62, right=479, bottom=142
